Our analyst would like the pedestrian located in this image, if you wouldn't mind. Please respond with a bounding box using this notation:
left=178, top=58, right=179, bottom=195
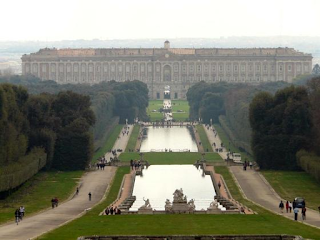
left=19, top=206, right=25, bottom=220
left=105, top=207, right=110, bottom=215
left=289, top=201, right=292, bottom=213
left=302, top=207, right=307, bottom=220
left=294, top=207, right=299, bottom=220
left=130, top=159, right=133, bottom=170
left=279, top=200, right=284, bottom=213
left=249, top=161, right=253, bottom=169
left=51, top=198, right=55, bottom=208
left=88, top=192, right=92, bottom=201
left=54, top=197, right=59, bottom=207
left=15, top=209, right=20, bottom=225
left=218, top=181, right=221, bottom=189
left=285, top=201, right=289, bottom=213
left=110, top=206, right=114, bottom=215
left=76, top=187, right=79, bottom=195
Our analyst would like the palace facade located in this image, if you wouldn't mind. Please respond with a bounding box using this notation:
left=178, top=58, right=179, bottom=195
left=21, top=41, right=312, bottom=99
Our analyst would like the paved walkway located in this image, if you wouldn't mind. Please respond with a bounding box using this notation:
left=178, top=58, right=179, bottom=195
left=203, top=124, right=320, bottom=228
left=0, top=125, right=132, bottom=240
left=202, top=124, right=228, bottom=160
left=230, top=166, right=320, bottom=228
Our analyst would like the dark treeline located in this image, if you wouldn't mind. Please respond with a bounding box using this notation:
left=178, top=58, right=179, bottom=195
left=0, top=75, right=149, bottom=173
left=187, top=78, right=320, bottom=173
left=0, top=84, right=95, bottom=171
left=187, top=81, right=289, bottom=155
left=0, top=75, right=149, bottom=145
left=249, top=76, right=320, bottom=172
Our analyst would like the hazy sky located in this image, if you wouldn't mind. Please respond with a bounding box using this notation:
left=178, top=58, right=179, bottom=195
left=2, top=0, right=320, bottom=41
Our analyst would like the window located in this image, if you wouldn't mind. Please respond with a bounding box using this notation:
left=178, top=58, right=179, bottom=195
left=256, top=65, right=260, bottom=71
left=174, top=93, right=178, bottom=99
left=212, top=65, right=216, bottom=71
left=189, top=65, right=194, bottom=72
left=288, top=65, right=292, bottom=72
left=279, top=65, right=283, bottom=72
left=234, top=65, right=238, bottom=71
left=241, top=65, right=245, bottom=72
left=227, top=65, right=231, bottom=72
left=264, top=65, right=267, bottom=72
left=118, top=65, right=122, bottom=72
left=219, top=65, right=223, bottom=71
left=156, top=92, right=160, bottom=99
left=182, top=65, right=186, bottom=72
left=197, top=65, right=201, bottom=72
left=249, top=65, right=253, bottom=71
left=133, top=65, right=137, bottom=72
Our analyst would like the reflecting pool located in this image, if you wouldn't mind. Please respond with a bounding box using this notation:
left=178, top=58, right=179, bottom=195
left=140, top=126, right=198, bottom=152
left=130, top=165, right=216, bottom=211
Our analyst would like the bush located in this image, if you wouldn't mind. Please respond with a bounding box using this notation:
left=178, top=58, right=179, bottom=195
left=0, top=148, right=47, bottom=192
left=297, top=150, right=320, bottom=183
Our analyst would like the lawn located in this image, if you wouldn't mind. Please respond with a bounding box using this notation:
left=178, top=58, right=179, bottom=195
left=125, top=125, right=140, bottom=152
left=119, top=152, right=223, bottom=164
left=171, top=100, right=189, bottom=121
left=147, top=100, right=163, bottom=121
left=0, top=170, right=83, bottom=225
left=262, top=170, right=320, bottom=210
left=38, top=166, right=320, bottom=240
left=214, top=124, right=253, bottom=162
left=92, top=124, right=123, bottom=163
left=196, top=125, right=213, bottom=152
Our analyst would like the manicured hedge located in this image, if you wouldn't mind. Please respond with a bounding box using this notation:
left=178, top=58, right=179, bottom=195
left=0, top=148, right=47, bottom=192
left=297, top=150, right=320, bottom=183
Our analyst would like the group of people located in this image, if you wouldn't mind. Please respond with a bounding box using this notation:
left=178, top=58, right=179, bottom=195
left=14, top=206, right=25, bottom=225
left=243, top=160, right=253, bottom=170
left=104, top=206, right=121, bottom=215
left=130, top=159, right=141, bottom=170
left=279, top=200, right=307, bottom=221
left=51, top=197, right=59, bottom=208
left=96, top=156, right=107, bottom=170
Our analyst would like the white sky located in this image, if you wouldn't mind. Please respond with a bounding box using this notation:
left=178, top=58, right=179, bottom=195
left=1, top=0, right=320, bottom=41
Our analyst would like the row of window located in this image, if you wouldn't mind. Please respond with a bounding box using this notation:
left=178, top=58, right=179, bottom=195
left=25, top=62, right=310, bottom=74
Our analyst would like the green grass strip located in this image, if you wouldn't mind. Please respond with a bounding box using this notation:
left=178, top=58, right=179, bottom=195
left=262, top=170, right=320, bottom=211
left=196, top=125, right=213, bottom=152
left=171, top=100, right=189, bottom=121
left=92, top=124, right=123, bottom=162
left=119, top=152, right=222, bottom=164
left=0, top=170, right=83, bottom=225
left=125, top=125, right=140, bottom=152
left=214, top=124, right=253, bottom=162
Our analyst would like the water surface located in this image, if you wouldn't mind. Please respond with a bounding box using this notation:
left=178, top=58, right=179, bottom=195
left=130, top=165, right=216, bottom=211
left=140, top=126, right=198, bottom=152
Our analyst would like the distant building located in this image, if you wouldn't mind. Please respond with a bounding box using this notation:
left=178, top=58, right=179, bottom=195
left=21, top=41, right=312, bottom=99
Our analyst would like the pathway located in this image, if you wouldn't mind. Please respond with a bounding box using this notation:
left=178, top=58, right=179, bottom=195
left=230, top=166, right=320, bottom=228
left=203, top=124, right=320, bottom=228
left=0, top=125, right=132, bottom=240
left=202, top=124, right=228, bottom=160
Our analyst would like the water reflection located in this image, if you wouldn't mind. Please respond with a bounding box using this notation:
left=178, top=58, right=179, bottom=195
left=130, top=165, right=216, bottom=211
left=140, top=126, right=198, bottom=152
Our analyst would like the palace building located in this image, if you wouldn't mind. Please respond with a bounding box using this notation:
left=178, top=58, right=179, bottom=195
left=21, top=41, right=312, bottom=99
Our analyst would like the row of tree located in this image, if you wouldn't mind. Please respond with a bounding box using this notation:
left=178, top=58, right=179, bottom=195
left=0, top=84, right=95, bottom=170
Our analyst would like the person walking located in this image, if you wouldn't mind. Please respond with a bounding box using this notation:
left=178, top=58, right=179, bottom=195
left=76, top=187, right=79, bottom=195
left=279, top=200, right=284, bottom=213
left=88, top=192, right=92, bottom=201
left=285, top=201, right=289, bottom=213
left=19, top=206, right=25, bottom=220
left=289, top=201, right=292, bottom=213
left=15, top=209, right=20, bottom=225
left=294, top=207, right=299, bottom=221
left=218, top=181, right=221, bottom=189
left=302, top=207, right=307, bottom=220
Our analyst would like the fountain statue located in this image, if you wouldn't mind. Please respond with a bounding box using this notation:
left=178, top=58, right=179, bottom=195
left=138, top=197, right=153, bottom=214
left=166, top=188, right=196, bottom=213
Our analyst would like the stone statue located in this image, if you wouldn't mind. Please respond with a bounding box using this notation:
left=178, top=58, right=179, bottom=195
left=209, top=200, right=218, bottom=208
left=165, top=199, right=172, bottom=212
left=188, top=199, right=196, bottom=211
left=142, top=197, right=151, bottom=208
left=173, top=188, right=185, bottom=202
